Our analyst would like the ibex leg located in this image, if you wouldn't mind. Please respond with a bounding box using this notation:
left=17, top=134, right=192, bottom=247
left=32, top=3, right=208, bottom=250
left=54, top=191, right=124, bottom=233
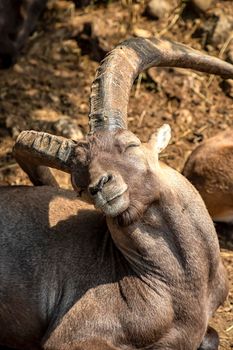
left=198, top=326, right=219, bottom=350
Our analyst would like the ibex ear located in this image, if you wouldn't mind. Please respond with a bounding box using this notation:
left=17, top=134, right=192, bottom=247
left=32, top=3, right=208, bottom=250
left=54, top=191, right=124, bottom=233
left=149, top=124, right=171, bottom=153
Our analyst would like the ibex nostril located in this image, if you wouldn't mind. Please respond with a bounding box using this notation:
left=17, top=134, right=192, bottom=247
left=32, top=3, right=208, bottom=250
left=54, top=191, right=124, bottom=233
left=89, top=186, right=99, bottom=196
left=102, top=174, right=113, bottom=185
left=106, top=174, right=113, bottom=182
left=89, top=174, right=113, bottom=196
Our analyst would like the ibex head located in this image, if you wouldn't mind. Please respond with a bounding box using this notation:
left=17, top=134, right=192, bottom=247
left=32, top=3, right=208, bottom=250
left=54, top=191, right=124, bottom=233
left=13, top=37, right=233, bottom=225
left=71, top=125, right=170, bottom=225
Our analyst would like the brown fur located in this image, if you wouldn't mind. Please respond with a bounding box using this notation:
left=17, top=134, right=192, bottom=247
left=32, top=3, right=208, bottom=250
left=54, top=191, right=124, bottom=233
left=0, top=128, right=228, bottom=350
left=183, top=129, right=233, bottom=223
left=3, top=35, right=232, bottom=348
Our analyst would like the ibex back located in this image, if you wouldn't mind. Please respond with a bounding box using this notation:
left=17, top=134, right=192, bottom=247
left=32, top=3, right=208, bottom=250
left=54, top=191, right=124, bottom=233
left=1, top=37, right=233, bottom=350
left=183, top=129, right=233, bottom=224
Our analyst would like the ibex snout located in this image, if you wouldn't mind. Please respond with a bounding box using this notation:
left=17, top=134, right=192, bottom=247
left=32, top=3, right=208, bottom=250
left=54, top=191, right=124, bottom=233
left=88, top=168, right=129, bottom=217
left=89, top=174, right=113, bottom=196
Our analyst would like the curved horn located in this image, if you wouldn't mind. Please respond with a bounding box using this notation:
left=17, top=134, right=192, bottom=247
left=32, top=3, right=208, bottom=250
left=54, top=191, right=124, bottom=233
left=13, top=130, right=76, bottom=185
left=89, top=37, right=233, bottom=133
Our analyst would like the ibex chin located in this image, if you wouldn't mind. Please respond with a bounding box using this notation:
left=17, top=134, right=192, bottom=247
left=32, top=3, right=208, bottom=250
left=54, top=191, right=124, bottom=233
left=183, top=129, right=233, bottom=224
left=1, top=38, right=233, bottom=350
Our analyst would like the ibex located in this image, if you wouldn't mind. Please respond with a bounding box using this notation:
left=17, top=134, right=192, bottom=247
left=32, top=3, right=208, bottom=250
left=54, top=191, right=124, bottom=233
left=1, top=38, right=233, bottom=350
left=0, top=0, right=47, bottom=68
left=183, top=129, right=233, bottom=224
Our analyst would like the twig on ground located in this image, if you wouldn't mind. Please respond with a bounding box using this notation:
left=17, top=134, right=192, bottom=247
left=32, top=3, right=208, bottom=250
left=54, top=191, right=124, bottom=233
left=226, top=324, right=233, bottom=333
left=135, top=73, right=143, bottom=98
left=0, top=163, right=17, bottom=172
left=158, top=1, right=186, bottom=37
left=138, top=110, right=146, bottom=127
left=207, top=33, right=233, bottom=88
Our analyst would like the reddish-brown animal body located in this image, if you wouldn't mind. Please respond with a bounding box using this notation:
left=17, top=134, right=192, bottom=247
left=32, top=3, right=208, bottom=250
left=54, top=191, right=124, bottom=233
left=183, top=130, right=233, bottom=224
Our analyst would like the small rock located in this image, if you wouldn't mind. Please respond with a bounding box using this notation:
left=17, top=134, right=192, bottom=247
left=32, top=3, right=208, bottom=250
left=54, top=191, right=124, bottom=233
left=32, top=109, right=60, bottom=122
left=145, top=0, right=173, bottom=20
left=190, top=0, right=213, bottom=12
left=133, top=28, right=151, bottom=38
left=219, top=80, right=233, bottom=99
left=211, top=13, right=233, bottom=47
left=13, top=64, right=24, bottom=74
left=54, top=117, right=84, bottom=140
left=6, top=115, right=27, bottom=138
left=176, top=109, right=193, bottom=126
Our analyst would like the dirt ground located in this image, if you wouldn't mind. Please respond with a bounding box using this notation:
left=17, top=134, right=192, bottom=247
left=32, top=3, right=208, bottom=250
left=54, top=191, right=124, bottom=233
left=0, top=0, right=232, bottom=348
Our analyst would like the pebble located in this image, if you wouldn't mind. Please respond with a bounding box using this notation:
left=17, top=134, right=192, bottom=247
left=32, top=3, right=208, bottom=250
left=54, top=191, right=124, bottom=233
left=145, top=0, right=173, bottom=20
left=133, top=28, right=151, bottom=38
left=13, top=64, right=24, bottom=74
left=211, top=13, right=233, bottom=47
left=220, top=80, right=233, bottom=99
left=54, top=117, right=84, bottom=140
left=190, top=0, right=213, bottom=12
left=176, top=109, right=193, bottom=126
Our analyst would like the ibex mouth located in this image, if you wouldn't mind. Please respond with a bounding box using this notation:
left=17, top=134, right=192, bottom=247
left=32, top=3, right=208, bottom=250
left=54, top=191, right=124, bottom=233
left=106, top=186, right=128, bottom=203
left=94, top=185, right=129, bottom=217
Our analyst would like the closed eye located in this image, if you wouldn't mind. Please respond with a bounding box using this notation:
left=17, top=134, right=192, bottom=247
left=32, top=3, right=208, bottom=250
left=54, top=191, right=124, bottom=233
left=125, top=143, right=140, bottom=151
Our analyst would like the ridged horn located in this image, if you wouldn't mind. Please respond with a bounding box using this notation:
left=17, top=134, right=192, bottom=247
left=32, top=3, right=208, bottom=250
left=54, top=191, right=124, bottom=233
left=13, top=130, right=76, bottom=173
left=89, top=37, right=233, bottom=133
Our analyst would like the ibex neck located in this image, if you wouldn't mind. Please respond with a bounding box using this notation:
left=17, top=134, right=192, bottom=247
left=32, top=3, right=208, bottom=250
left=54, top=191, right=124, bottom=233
left=107, top=167, right=220, bottom=287
left=107, top=205, right=177, bottom=286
